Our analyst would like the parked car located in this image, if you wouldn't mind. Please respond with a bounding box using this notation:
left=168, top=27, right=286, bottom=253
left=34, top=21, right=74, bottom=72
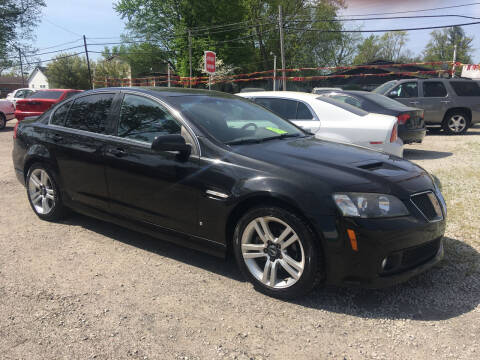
left=12, top=87, right=446, bottom=299
left=237, top=91, right=403, bottom=157
left=312, top=87, right=342, bottom=94
left=6, top=88, right=35, bottom=106
left=318, top=90, right=426, bottom=144
left=373, top=78, right=480, bottom=134
left=0, top=99, right=15, bottom=130
left=14, top=89, right=82, bottom=121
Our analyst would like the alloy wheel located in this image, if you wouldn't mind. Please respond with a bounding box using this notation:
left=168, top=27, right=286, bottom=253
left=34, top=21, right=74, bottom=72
left=447, top=115, right=467, bottom=133
left=241, top=216, right=305, bottom=289
left=28, top=168, right=56, bottom=215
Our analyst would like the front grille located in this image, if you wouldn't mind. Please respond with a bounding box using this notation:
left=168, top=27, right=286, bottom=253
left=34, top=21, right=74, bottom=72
left=411, top=191, right=443, bottom=222
left=381, top=238, right=442, bottom=275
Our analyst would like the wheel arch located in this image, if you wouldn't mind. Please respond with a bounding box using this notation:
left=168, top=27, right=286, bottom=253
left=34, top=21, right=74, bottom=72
left=23, top=146, right=59, bottom=183
left=225, top=193, right=324, bottom=256
left=444, top=107, right=472, bottom=122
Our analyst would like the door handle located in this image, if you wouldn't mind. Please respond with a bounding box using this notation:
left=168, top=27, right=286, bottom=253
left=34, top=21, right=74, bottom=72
left=53, top=134, right=63, bottom=142
left=440, top=100, right=451, bottom=104
left=409, top=101, right=419, bottom=105
left=108, top=148, right=127, bottom=157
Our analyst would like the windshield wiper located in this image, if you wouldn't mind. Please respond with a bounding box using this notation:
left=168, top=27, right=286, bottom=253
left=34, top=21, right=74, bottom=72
left=226, top=133, right=304, bottom=146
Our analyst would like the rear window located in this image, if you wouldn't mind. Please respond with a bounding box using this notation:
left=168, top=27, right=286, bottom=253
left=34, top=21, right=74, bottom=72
left=450, top=81, right=480, bottom=96
left=29, top=91, right=64, bottom=99
left=423, top=82, right=447, bottom=97
left=363, top=93, right=411, bottom=110
left=316, top=97, right=368, bottom=117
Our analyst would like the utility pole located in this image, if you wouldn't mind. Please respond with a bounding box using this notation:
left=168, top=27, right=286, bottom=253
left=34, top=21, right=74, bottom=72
left=278, top=5, right=286, bottom=91
left=271, top=52, right=277, bottom=91
left=16, top=47, right=25, bottom=87
left=83, top=35, right=93, bottom=89
left=167, top=63, right=171, bottom=88
left=188, top=29, right=193, bottom=88
left=451, top=44, right=458, bottom=78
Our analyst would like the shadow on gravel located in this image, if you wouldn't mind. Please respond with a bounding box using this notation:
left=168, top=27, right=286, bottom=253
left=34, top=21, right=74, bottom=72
left=403, top=149, right=453, bottom=160
left=62, top=214, right=479, bottom=321
left=295, top=237, right=480, bottom=321
left=61, top=213, right=244, bottom=282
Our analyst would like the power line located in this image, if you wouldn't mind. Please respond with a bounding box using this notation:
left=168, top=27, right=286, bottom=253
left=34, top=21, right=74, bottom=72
left=286, top=14, right=480, bottom=22
left=43, top=18, right=82, bottom=37
left=285, top=20, right=480, bottom=33
left=335, top=2, right=480, bottom=17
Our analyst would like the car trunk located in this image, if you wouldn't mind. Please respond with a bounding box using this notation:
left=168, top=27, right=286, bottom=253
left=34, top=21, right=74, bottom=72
left=400, top=110, right=425, bottom=129
left=15, top=99, right=58, bottom=113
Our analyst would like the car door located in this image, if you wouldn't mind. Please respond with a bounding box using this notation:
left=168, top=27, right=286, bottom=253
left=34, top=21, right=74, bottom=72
left=47, top=92, right=116, bottom=210
left=103, top=92, right=201, bottom=236
left=418, top=81, right=449, bottom=125
left=386, top=81, right=420, bottom=107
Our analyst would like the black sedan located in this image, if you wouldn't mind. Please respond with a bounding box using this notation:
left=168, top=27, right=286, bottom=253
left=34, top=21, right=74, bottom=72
left=319, top=90, right=426, bottom=144
left=12, top=87, right=446, bottom=299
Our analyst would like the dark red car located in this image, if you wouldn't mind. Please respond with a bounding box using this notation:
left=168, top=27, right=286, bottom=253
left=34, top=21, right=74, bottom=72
left=15, top=89, right=82, bottom=121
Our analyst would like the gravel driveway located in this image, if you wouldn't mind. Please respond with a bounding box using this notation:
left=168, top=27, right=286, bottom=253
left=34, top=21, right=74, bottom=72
left=1, top=121, right=479, bottom=360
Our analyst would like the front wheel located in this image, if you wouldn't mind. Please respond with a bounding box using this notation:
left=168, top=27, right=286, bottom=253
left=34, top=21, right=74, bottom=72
left=233, top=207, right=323, bottom=299
left=442, top=111, right=470, bottom=135
left=26, top=163, right=67, bottom=221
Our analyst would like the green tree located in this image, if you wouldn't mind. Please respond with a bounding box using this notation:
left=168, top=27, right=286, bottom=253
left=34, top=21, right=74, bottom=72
left=0, top=1, right=46, bottom=74
left=354, top=31, right=414, bottom=64
left=423, top=26, right=473, bottom=64
left=45, top=54, right=91, bottom=90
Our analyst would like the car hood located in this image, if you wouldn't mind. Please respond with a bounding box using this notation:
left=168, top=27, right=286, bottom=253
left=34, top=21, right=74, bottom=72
left=231, top=136, right=434, bottom=198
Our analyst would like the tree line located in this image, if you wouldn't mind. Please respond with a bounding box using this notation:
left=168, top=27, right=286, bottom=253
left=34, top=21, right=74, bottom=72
left=0, top=0, right=475, bottom=89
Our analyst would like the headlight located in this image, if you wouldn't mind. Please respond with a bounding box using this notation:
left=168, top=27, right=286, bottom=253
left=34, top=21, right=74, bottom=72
left=333, top=193, right=409, bottom=218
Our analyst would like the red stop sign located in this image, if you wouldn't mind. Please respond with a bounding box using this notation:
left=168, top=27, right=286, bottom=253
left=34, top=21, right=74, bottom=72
left=204, top=51, right=216, bottom=74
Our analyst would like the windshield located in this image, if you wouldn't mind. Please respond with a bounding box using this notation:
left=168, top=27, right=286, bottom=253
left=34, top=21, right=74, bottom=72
left=372, top=81, right=397, bottom=94
left=169, top=95, right=305, bottom=144
left=28, top=91, right=64, bottom=99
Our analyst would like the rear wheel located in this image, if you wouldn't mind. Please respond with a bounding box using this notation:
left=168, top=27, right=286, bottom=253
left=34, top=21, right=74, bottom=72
left=233, top=206, right=323, bottom=299
left=0, top=113, right=6, bottom=130
left=26, top=163, right=67, bottom=221
left=442, top=111, right=470, bottom=135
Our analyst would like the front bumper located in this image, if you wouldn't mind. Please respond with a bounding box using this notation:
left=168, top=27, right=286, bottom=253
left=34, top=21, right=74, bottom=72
left=399, top=127, right=426, bottom=144
left=323, top=215, right=445, bottom=288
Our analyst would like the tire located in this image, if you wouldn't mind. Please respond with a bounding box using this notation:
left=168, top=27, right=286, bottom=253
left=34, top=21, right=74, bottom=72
left=0, top=113, right=6, bottom=130
left=442, top=111, right=470, bottom=135
left=233, top=206, right=324, bottom=299
left=26, top=163, right=68, bottom=221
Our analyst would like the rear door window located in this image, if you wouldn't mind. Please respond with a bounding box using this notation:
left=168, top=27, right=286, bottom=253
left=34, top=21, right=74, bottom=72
left=450, top=81, right=480, bottom=96
left=65, top=93, right=115, bottom=134
left=254, top=98, right=297, bottom=119
left=423, top=82, right=448, bottom=97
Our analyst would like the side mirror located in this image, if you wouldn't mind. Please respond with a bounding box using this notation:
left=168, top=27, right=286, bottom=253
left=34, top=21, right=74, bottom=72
left=151, top=134, right=191, bottom=158
left=387, top=90, right=397, bottom=98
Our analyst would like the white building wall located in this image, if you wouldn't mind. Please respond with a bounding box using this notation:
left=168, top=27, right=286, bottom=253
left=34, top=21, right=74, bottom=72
left=28, top=70, right=49, bottom=89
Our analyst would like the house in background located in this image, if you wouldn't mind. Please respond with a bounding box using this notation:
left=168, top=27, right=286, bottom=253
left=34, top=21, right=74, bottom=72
left=28, top=67, right=49, bottom=90
left=0, top=76, right=24, bottom=98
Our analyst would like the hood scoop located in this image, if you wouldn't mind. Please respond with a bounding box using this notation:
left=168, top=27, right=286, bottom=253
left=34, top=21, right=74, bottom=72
left=354, top=160, right=406, bottom=177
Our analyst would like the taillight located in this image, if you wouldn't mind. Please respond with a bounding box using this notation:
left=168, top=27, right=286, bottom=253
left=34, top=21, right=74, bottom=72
left=397, top=113, right=410, bottom=125
left=13, top=121, right=19, bottom=139
left=390, top=123, right=398, bottom=143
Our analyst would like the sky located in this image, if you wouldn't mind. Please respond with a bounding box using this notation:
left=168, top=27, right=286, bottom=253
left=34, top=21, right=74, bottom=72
left=30, top=0, right=480, bottom=67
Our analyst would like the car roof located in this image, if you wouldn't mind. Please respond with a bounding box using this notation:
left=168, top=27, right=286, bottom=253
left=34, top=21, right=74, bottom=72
left=83, top=87, right=237, bottom=101
left=236, top=91, right=320, bottom=101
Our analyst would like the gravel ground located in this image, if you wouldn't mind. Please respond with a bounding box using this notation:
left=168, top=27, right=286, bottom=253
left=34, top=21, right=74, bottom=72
left=1, top=121, right=479, bottom=360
